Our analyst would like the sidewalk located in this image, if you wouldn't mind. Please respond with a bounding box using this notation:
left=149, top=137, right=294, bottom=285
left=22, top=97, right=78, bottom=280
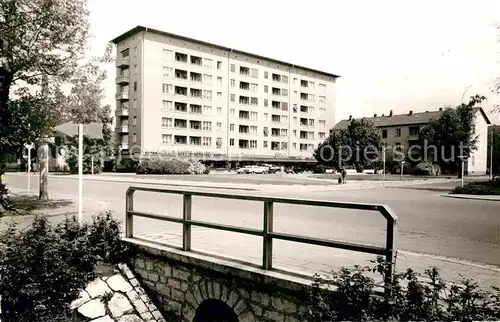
left=441, top=193, right=500, bottom=202
left=139, top=230, right=500, bottom=289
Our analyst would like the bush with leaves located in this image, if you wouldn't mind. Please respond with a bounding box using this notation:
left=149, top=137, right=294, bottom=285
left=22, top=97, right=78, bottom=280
left=0, top=211, right=129, bottom=321
left=303, top=256, right=500, bottom=322
left=137, top=158, right=207, bottom=175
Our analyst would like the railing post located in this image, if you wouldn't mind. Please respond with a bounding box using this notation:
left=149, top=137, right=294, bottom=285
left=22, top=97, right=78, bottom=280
left=183, top=194, right=192, bottom=251
left=125, top=189, right=135, bottom=238
left=385, top=217, right=397, bottom=293
left=263, top=201, right=274, bottom=270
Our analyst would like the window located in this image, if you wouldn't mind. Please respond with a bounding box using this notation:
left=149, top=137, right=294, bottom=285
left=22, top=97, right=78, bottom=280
left=132, top=117, right=137, bottom=126
left=319, top=83, right=327, bottom=92
left=134, top=64, right=138, bottom=74
left=162, top=117, right=172, bottom=128
left=203, top=105, right=212, bottom=114
left=319, top=132, right=326, bottom=139
left=395, top=128, right=401, bottom=137
left=217, top=76, right=223, bottom=86
left=263, top=127, right=269, bottom=137
left=190, top=104, right=202, bottom=114
left=293, top=130, right=297, bottom=136
left=175, top=135, right=187, bottom=144
left=230, top=79, right=235, bottom=87
left=282, top=115, right=288, bottom=123
left=309, top=81, right=315, bottom=89
left=121, top=49, right=129, bottom=58
left=308, top=119, right=314, bottom=126
left=162, top=83, right=172, bottom=94
left=282, top=75, right=288, bottom=84
left=309, top=94, right=315, bottom=102
left=250, top=112, right=258, bottom=120
left=250, top=126, right=258, bottom=134
left=217, top=122, right=222, bottom=131
left=230, top=124, right=235, bottom=131
left=203, top=137, right=212, bottom=146
left=395, top=143, right=402, bottom=151
left=217, top=61, right=222, bottom=69
left=163, top=49, right=173, bottom=60
left=217, top=106, right=222, bottom=115
left=264, top=71, right=268, bottom=79
left=282, top=89, right=288, bottom=96
left=409, top=126, right=420, bottom=136
left=281, top=129, right=288, bottom=136
left=203, top=58, right=212, bottom=68
left=132, top=133, right=137, bottom=143
left=251, top=83, right=258, bottom=92
left=230, top=138, right=235, bottom=146
left=382, top=129, right=388, bottom=138
left=176, top=102, right=188, bottom=112
left=272, top=73, right=281, bottom=82
left=293, top=143, right=296, bottom=149
left=282, top=102, right=288, bottom=111
left=162, top=134, right=172, bottom=144
left=308, top=131, right=314, bottom=139
left=161, top=100, right=172, bottom=111
left=251, top=97, right=258, bottom=106
left=162, top=66, right=173, bottom=77
left=230, top=64, right=235, bottom=72
left=230, top=94, right=235, bottom=102
left=203, top=74, right=212, bottom=85
left=264, top=99, right=268, bottom=107
left=264, top=113, right=268, bottom=121
left=250, top=140, right=257, bottom=148
left=251, top=68, right=258, bottom=78
left=133, top=99, right=137, bottom=109
left=319, top=107, right=326, bottom=113
left=133, top=81, right=137, bottom=91
left=264, top=85, right=268, bottom=93
left=293, top=78, right=297, bottom=84
left=216, top=137, right=222, bottom=148
left=203, top=90, right=212, bottom=100
left=190, top=136, right=202, bottom=145
left=202, top=121, right=212, bottom=131
left=309, top=106, right=314, bottom=113
left=230, top=109, right=235, bottom=117
left=293, top=117, right=297, bottom=124
left=217, top=92, right=222, bottom=101
left=293, top=104, right=298, bottom=113
left=319, top=96, right=326, bottom=103
left=264, top=141, right=268, bottom=148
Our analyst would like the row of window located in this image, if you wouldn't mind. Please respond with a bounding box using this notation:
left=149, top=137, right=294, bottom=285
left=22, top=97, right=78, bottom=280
left=160, top=135, right=317, bottom=151
left=381, top=126, right=420, bottom=139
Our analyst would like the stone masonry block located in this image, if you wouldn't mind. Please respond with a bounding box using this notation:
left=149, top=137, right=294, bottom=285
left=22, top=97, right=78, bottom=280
left=185, top=290, right=199, bottom=308
left=173, top=269, right=191, bottom=282
left=198, top=281, right=209, bottom=299
left=237, top=310, right=256, bottom=322
left=284, top=315, right=300, bottom=322
left=181, top=281, right=189, bottom=292
left=145, top=261, right=154, bottom=271
left=134, top=258, right=145, bottom=269
left=147, top=272, right=159, bottom=283
left=152, top=310, right=163, bottom=320
left=263, top=309, right=285, bottom=322
left=206, top=280, right=215, bottom=299
left=226, top=289, right=240, bottom=308
left=250, top=290, right=270, bottom=307
left=212, top=281, right=221, bottom=300
left=139, top=311, right=154, bottom=321
left=182, top=304, right=196, bottom=322
left=129, top=278, right=139, bottom=287
left=220, top=284, right=228, bottom=302
left=167, top=278, right=182, bottom=290
left=192, top=285, right=204, bottom=305
left=126, top=290, right=139, bottom=302
left=171, top=288, right=184, bottom=302
left=233, top=298, right=247, bottom=316
left=251, top=304, right=263, bottom=317
left=271, top=297, right=298, bottom=314
left=153, top=262, right=165, bottom=274
left=156, top=284, right=171, bottom=298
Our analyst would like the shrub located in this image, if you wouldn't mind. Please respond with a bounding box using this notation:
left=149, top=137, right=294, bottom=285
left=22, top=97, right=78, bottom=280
left=313, top=165, right=326, bottom=174
left=66, top=154, right=102, bottom=175
left=115, top=158, right=138, bottom=173
left=452, top=181, right=500, bottom=195
left=303, top=256, right=500, bottom=322
left=136, top=159, right=207, bottom=175
left=355, top=163, right=365, bottom=173
left=0, top=183, right=15, bottom=214
left=0, top=212, right=129, bottom=321
left=412, top=162, right=441, bottom=176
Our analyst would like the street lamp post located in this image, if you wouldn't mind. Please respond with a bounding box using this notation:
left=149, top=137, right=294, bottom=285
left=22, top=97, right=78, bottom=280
left=382, top=147, right=386, bottom=187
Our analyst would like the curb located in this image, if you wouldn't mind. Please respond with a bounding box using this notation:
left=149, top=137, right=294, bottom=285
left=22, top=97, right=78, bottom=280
left=440, top=193, right=500, bottom=202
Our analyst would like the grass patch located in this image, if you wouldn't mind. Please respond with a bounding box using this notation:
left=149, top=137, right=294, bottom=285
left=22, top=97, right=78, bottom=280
left=8, top=195, right=73, bottom=216
left=451, top=180, right=500, bottom=195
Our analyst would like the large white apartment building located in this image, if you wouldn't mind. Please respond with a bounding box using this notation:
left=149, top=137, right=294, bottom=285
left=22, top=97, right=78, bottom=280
left=111, top=26, right=339, bottom=163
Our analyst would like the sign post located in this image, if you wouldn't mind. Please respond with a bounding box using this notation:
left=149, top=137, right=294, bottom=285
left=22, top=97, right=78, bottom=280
left=459, top=154, right=469, bottom=188
left=382, top=147, right=386, bottom=187
left=24, top=143, right=34, bottom=195
left=55, top=121, right=103, bottom=224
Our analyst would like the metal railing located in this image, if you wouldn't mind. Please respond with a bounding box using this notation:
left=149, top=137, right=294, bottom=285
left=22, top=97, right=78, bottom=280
left=125, top=187, right=398, bottom=283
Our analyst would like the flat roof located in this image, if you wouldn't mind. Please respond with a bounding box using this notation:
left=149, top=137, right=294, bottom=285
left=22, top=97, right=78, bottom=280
left=111, top=26, right=341, bottom=79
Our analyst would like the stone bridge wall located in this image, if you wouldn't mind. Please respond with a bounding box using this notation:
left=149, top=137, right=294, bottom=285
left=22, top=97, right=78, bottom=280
left=125, top=239, right=309, bottom=322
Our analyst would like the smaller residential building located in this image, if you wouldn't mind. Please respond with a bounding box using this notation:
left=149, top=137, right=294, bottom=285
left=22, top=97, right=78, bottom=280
left=333, top=108, right=492, bottom=174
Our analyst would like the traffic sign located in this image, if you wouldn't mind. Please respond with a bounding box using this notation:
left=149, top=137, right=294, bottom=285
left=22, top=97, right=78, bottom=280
left=54, top=121, right=103, bottom=139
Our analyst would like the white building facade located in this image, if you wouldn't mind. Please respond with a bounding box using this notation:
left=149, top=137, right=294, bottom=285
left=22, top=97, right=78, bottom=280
left=112, top=26, right=339, bottom=163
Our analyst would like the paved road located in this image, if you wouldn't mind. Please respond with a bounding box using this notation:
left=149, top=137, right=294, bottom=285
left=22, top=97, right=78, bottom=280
left=4, top=173, right=498, bottom=270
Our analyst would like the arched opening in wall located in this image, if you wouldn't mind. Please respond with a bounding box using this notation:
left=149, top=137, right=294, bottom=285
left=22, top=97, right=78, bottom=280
left=193, top=299, right=239, bottom=322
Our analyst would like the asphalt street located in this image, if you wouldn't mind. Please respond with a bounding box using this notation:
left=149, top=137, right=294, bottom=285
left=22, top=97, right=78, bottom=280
left=3, top=173, right=499, bottom=268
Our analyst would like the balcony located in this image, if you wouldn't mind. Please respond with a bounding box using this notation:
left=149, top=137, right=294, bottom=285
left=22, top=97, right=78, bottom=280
left=175, top=53, right=188, bottom=63
left=119, top=142, right=129, bottom=150
left=116, top=125, right=129, bottom=133
left=115, top=108, right=129, bottom=117
left=115, top=92, right=129, bottom=101
left=115, top=57, right=130, bottom=68
left=115, top=75, right=130, bottom=84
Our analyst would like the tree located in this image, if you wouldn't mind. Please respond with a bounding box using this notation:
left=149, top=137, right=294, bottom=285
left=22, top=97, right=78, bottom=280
left=488, top=125, right=500, bottom=179
left=314, top=119, right=382, bottom=171
left=0, top=0, right=90, bottom=209
left=418, top=95, right=486, bottom=177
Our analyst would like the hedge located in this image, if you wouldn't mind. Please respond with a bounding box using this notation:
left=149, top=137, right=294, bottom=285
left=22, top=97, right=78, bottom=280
left=452, top=180, right=500, bottom=195
left=136, top=159, right=207, bottom=175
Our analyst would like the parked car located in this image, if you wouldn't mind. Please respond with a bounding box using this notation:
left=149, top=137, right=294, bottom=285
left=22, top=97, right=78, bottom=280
left=262, top=164, right=281, bottom=173
left=236, top=165, right=268, bottom=174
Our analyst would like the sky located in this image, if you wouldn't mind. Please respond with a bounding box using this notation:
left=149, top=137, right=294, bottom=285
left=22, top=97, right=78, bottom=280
left=87, top=0, right=500, bottom=124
